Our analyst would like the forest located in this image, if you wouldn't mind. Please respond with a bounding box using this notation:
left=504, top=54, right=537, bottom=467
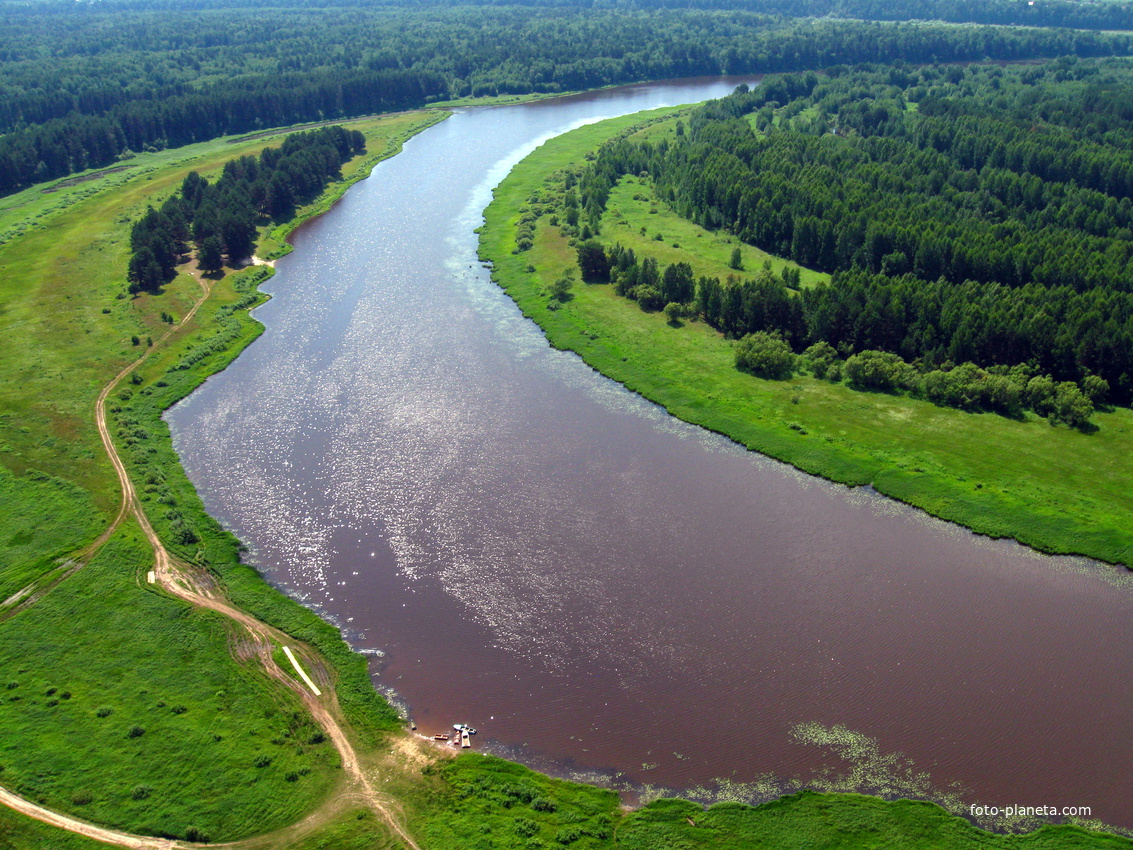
left=127, top=124, right=365, bottom=292
left=3, top=0, right=1133, bottom=194
left=561, top=59, right=1133, bottom=424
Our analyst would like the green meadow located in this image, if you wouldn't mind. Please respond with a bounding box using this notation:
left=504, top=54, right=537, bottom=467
left=480, top=108, right=1133, bottom=569
left=0, top=529, right=340, bottom=840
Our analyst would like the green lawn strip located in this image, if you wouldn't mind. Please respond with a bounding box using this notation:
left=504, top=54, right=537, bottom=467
left=0, top=527, right=341, bottom=843
left=0, top=805, right=110, bottom=850
left=480, top=110, right=1133, bottom=568
left=616, top=793, right=1133, bottom=849
left=403, top=759, right=1130, bottom=849
left=405, top=753, right=620, bottom=850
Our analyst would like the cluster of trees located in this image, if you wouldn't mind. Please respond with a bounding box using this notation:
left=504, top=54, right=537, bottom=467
left=128, top=125, right=363, bottom=292
left=789, top=340, right=1100, bottom=426
left=567, top=60, right=1133, bottom=416
left=588, top=238, right=1107, bottom=424
left=4, top=1, right=1133, bottom=194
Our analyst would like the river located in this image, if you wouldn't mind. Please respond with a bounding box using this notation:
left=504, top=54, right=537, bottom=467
left=167, top=77, right=1133, bottom=830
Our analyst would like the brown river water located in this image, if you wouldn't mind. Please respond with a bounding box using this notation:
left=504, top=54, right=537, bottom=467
left=166, top=78, right=1133, bottom=831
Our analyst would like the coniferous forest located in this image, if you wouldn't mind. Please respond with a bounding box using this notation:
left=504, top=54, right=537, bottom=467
left=565, top=60, right=1133, bottom=426
left=4, top=0, right=1133, bottom=195
left=126, top=125, right=365, bottom=292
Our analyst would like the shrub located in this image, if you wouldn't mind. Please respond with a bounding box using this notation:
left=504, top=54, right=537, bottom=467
left=554, top=826, right=582, bottom=844
left=1083, top=374, right=1110, bottom=404
left=548, top=269, right=574, bottom=303
left=1024, top=375, right=1057, bottom=416
left=803, top=341, right=838, bottom=378
left=735, top=331, right=796, bottom=380
left=1051, top=381, right=1094, bottom=428
left=632, top=285, right=664, bottom=312
left=843, top=350, right=914, bottom=392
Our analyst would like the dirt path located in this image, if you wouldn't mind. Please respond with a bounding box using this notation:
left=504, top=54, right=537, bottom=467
left=1, top=273, right=210, bottom=622
left=0, top=265, right=422, bottom=850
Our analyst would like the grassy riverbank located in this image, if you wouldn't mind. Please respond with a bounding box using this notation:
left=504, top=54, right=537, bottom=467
left=0, top=110, right=445, bottom=844
left=479, top=108, right=1133, bottom=569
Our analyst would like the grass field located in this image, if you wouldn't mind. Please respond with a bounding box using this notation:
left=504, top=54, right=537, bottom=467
left=0, top=528, right=341, bottom=840
left=480, top=108, right=1133, bottom=569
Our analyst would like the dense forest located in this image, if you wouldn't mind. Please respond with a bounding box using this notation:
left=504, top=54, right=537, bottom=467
left=127, top=125, right=364, bottom=292
left=3, top=1, right=1133, bottom=195
left=560, top=59, right=1133, bottom=424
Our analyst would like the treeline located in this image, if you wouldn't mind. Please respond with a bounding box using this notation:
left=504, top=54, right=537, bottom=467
left=127, top=125, right=363, bottom=293
left=583, top=244, right=1108, bottom=426
left=34, top=0, right=1133, bottom=32
left=4, top=3, right=1133, bottom=195
left=571, top=59, right=1133, bottom=407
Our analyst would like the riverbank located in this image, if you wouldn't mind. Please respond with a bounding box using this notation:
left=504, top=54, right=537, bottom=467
left=0, top=111, right=447, bottom=844
left=479, top=108, right=1133, bottom=570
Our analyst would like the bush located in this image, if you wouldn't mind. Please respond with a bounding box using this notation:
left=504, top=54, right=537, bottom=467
left=1051, top=381, right=1094, bottom=428
left=531, top=797, right=556, bottom=813
left=735, top=331, right=796, bottom=380
left=548, top=269, right=574, bottom=303
left=1083, top=374, right=1110, bottom=404
left=185, top=827, right=208, bottom=843
left=802, top=341, right=838, bottom=378
left=554, top=826, right=582, bottom=844
left=631, top=284, right=664, bottom=312
left=843, top=350, right=914, bottom=392
left=1024, top=375, right=1057, bottom=416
